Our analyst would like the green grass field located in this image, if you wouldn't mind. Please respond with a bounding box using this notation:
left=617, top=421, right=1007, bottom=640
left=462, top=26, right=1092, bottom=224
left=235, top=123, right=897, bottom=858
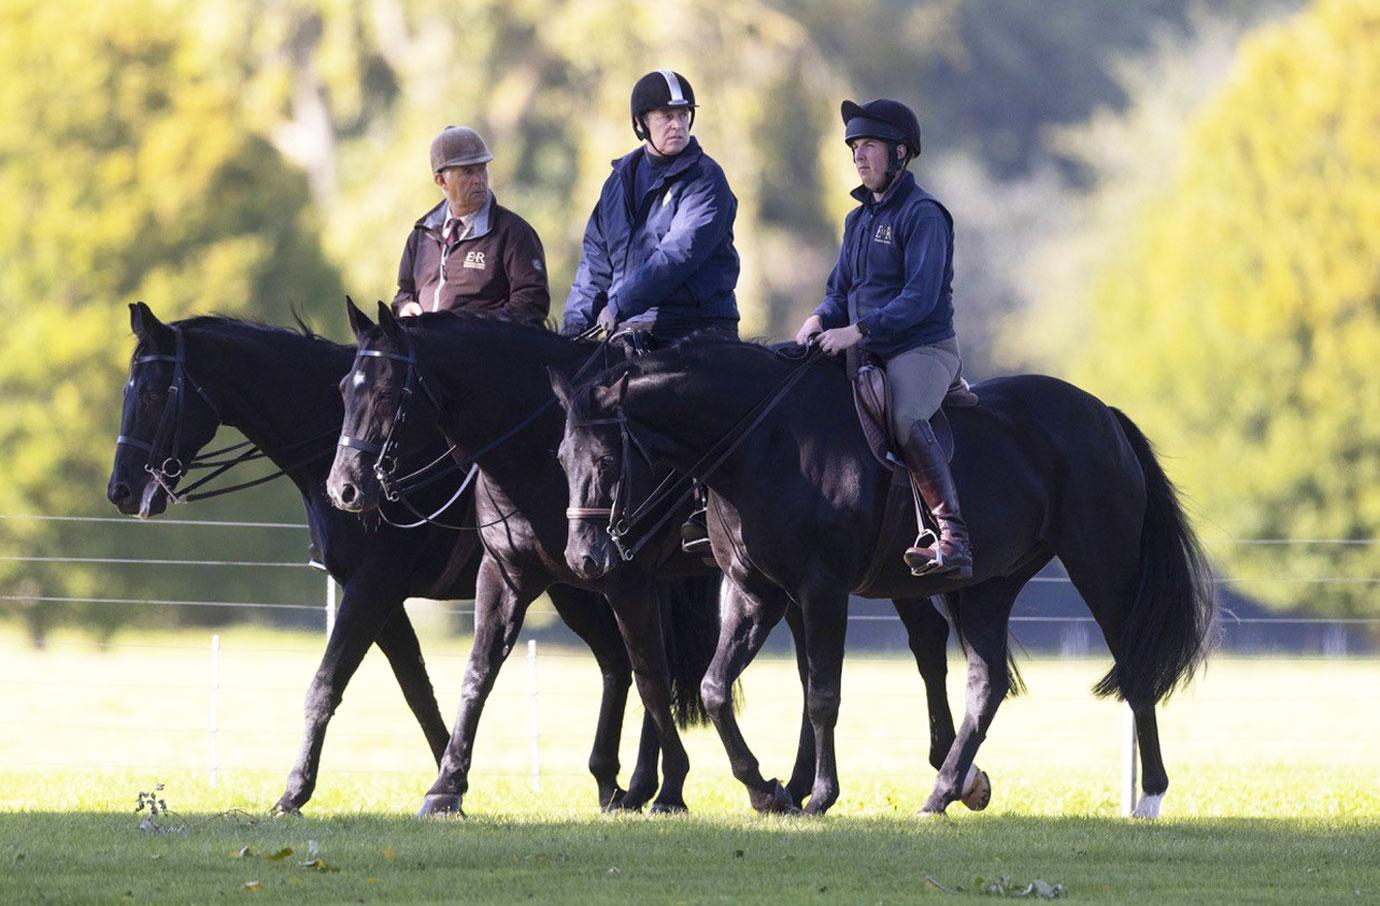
left=1, top=624, right=1377, bottom=902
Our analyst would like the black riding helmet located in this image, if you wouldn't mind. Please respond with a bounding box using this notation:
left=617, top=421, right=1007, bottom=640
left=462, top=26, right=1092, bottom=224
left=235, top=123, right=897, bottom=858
left=841, top=98, right=922, bottom=188
left=631, top=70, right=697, bottom=145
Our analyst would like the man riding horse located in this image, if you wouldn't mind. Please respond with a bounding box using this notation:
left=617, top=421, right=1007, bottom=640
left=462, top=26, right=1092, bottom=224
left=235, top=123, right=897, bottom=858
left=795, top=98, right=972, bottom=580
left=562, top=70, right=742, bottom=553
left=392, top=125, right=550, bottom=325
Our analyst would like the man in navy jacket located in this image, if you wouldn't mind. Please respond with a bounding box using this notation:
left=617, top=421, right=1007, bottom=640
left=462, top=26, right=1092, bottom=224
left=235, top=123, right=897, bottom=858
left=796, top=98, right=972, bottom=580
left=564, top=70, right=741, bottom=554
left=562, top=70, right=740, bottom=342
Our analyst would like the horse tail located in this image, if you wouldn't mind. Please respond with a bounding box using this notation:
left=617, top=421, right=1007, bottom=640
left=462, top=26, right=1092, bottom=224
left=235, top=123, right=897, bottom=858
left=1094, top=409, right=1218, bottom=703
left=655, top=574, right=721, bottom=727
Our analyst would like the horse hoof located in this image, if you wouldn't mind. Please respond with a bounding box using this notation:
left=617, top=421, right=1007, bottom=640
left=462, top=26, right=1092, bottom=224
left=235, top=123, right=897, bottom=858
left=960, top=769, right=991, bottom=811
left=269, top=800, right=302, bottom=818
left=1131, top=793, right=1164, bottom=819
left=917, top=806, right=949, bottom=818
left=601, top=788, right=629, bottom=813
left=750, top=779, right=800, bottom=815
left=418, top=794, right=465, bottom=817
left=649, top=801, right=688, bottom=815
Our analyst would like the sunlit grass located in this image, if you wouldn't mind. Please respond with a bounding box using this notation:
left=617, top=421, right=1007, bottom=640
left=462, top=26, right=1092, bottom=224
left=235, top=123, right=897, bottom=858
left=1, top=626, right=1376, bottom=901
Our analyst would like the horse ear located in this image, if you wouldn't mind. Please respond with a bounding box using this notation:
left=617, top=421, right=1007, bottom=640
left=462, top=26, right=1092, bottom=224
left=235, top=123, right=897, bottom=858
left=345, top=295, right=373, bottom=338
left=377, top=301, right=402, bottom=339
left=548, top=367, right=575, bottom=411
left=130, top=301, right=173, bottom=346
left=596, top=372, right=631, bottom=409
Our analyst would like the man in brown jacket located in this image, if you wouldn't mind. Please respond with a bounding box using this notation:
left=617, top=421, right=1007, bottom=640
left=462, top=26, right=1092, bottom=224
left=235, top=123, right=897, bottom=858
left=393, top=126, right=550, bottom=325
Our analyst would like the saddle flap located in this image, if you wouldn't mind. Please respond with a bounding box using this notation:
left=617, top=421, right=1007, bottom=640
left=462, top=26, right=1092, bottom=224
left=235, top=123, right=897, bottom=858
left=852, top=364, right=896, bottom=470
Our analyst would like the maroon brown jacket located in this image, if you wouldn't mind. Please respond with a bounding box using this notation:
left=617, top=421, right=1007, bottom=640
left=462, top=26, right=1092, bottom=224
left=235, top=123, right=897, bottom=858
left=392, top=195, right=550, bottom=325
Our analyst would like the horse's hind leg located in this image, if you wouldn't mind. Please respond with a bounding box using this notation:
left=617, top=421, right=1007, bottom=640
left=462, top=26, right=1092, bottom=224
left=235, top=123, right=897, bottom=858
left=894, top=596, right=990, bottom=810
left=272, top=578, right=399, bottom=816
left=920, top=577, right=1022, bottom=816
left=375, top=608, right=449, bottom=764
left=892, top=597, right=956, bottom=770
left=547, top=584, right=643, bottom=811
left=701, top=577, right=794, bottom=813
left=1059, top=544, right=1171, bottom=818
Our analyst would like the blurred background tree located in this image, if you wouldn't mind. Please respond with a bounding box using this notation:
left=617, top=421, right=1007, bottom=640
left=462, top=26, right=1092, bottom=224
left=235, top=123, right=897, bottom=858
left=1014, top=0, right=1380, bottom=618
left=5, top=0, right=1372, bottom=642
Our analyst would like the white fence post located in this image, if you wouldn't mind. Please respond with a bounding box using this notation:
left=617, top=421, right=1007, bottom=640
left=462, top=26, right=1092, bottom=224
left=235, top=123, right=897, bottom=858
left=325, top=576, right=337, bottom=641
left=1121, top=704, right=1138, bottom=816
left=209, top=633, right=220, bottom=788
left=528, top=639, right=540, bottom=792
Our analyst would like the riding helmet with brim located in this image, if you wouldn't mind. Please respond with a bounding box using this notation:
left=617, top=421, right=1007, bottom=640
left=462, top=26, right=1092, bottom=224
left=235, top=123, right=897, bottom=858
left=430, top=126, right=494, bottom=173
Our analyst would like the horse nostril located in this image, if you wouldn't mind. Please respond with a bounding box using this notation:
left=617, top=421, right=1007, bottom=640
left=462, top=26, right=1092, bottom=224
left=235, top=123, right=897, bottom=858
left=339, top=483, right=357, bottom=505
left=108, top=482, right=130, bottom=505
left=580, top=555, right=599, bottom=576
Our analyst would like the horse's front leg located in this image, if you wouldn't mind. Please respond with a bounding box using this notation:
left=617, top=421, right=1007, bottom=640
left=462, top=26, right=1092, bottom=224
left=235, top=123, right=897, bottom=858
left=546, top=583, right=640, bottom=811
left=603, top=580, right=690, bottom=814
left=797, top=582, right=850, bottom=815
left=701, top=577, right=794, bottom=814
left=782, top=606, right=817, bottom=808
left=419, top=557, right=540, bottom=816
left=272, top=576, right=398, bottom=816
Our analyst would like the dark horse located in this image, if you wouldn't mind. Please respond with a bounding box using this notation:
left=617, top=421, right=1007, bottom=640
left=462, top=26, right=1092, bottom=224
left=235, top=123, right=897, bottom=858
left=326, top=303, right=986, bottom=813
left=106, top=303, right=668, bottom=815
left=551, top=336, right=1216, bottom=817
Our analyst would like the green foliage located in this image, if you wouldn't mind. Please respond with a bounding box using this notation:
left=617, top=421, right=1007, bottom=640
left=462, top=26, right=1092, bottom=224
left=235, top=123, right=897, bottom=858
left=0, top=0, right=342, bottom=638
left=1042, top=0, right=1380, bottom=615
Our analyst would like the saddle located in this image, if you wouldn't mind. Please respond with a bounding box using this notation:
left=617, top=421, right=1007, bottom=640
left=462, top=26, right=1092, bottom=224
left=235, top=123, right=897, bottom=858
left=847, top=348, right=978, bottom=470
left=846, top=349, right=978, bottom=596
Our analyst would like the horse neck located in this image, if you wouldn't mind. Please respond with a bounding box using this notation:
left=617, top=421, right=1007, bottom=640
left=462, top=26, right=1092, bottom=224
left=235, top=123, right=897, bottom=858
left=414, top=321, right=586, bottom=482
left=183, top=322, right=345, bottom=471
left=623, top=353, right=867, bottom=489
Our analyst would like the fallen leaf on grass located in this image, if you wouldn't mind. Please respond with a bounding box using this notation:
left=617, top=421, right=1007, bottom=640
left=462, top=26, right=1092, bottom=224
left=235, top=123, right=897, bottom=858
left=367, top=878, right=380, bottom=886
left=300, top=858, right=339, bottom=873
left=925, top=874, right=956, bottom=894
left=606, top=867, right=621, bottom=878
left=242, top=881, right=261, bottom=893
left=232, top=846, right=254, bottom=859
left=264, top=848, right=294, bottom=862
left=382, top=848, right=397, bottom=862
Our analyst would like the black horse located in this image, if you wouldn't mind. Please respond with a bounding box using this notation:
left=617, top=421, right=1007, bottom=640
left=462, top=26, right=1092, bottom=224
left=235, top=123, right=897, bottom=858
left=551, top=336, right=1216, bottom=817
left=326, top=303, right=985, bottom=813
left=106, top=303, right=666, bottom=815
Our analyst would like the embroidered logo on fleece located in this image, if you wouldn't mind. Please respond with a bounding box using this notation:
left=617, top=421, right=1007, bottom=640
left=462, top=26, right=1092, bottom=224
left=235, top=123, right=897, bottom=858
left=873, top=224, right=893, bottom=245
left=463, top=251, right=486, bottom=270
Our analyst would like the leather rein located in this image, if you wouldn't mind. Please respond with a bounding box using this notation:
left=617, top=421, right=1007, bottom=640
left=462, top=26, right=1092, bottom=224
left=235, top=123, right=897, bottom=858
left=115, top=326, right=335, bottom=505
left=566, top=344, right=824, bottom=562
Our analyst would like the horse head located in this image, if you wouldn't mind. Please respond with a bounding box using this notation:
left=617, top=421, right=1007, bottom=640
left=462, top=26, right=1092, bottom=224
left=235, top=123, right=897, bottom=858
left=551, top=366, right=637, bottom=580
left=328, top=298, right=445, bottom=513
left=107, top=302, right=223, bottom=517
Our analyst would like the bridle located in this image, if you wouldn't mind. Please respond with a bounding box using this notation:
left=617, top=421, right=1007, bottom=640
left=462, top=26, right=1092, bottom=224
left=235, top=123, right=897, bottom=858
left=566, top=344, right=824, bottom=562
left=115, top=326, right=333, bottom=504
left=337, top=328, right=615, bottom=531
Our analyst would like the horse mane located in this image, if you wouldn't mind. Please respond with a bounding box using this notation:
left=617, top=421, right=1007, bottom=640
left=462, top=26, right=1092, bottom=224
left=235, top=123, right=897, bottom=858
left=176, top=312, right=337, bottom=346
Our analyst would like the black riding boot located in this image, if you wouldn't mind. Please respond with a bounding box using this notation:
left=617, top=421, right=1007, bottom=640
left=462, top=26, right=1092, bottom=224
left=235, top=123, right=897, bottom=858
left=680, top=482, right=711, bottom=555
left=900, top=420, right=973, bottom=580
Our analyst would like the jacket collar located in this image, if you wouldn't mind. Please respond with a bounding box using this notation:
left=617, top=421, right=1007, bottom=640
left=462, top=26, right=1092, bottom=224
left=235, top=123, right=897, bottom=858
left=612, top=136, right=704, bottom=182
left=417, top=192, right=497, bottom=237
left=850, top=169, right=915, bottom=209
